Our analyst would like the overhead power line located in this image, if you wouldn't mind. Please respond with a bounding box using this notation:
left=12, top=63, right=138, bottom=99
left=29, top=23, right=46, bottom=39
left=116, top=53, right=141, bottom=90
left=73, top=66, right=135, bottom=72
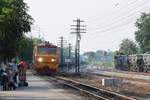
left=88, top=1, right=150, bottom=30
left=88, top=4, right=150, bottom=34
left=87, top=0, right=141, bottom=23
left=84, top=21, right=134, bottom=40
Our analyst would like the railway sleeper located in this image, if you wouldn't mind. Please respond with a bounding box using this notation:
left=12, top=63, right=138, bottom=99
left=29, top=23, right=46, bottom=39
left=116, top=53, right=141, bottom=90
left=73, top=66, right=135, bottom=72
left=56, top=77, right=136, bottom=100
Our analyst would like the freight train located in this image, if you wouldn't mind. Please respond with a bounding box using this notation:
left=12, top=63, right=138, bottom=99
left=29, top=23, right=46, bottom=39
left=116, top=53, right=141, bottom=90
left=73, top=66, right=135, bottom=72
left=114, top=54, right=150, bottom=72
left=33, top=42, right=59, bottom=74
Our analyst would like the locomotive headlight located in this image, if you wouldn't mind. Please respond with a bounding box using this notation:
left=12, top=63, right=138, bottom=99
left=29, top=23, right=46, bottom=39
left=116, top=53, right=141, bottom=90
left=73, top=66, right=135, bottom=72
left=38, top=57, right=43, bottom=62
left=51, top=58, right=56, bottom=62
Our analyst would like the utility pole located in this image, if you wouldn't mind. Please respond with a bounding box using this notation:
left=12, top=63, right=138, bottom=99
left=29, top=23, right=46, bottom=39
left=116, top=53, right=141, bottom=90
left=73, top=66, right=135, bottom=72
left=71, top=19, right=86, bottom=72
left=68, top=43, right=72, bottom=70
left=32, top=25, right=42, bottom=43
left=68, top=43, right=72, bottom=60
left=57, top=36, right=66, bottom=72
left=38, top=27, right=41, bottom=39
left=60, top=36, right=64, bottom=68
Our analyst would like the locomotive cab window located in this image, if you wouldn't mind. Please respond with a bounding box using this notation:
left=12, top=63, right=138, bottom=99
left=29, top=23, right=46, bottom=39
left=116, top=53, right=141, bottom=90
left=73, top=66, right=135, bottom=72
left=38, top=47, right=56, bottom=54
left=47, top=48, right=56, bottom=54
left=38, top=47, right=47, bottom=54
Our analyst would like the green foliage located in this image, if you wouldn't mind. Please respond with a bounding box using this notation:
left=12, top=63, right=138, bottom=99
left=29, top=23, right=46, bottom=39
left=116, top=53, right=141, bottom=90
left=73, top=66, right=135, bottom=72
left=83, top=51, right=95, bottom=63
left=135, top=13, right=150, bottom=53
left=0, top=0, right=33, bottom=61
left=82, top=50, right=114, bottom=67
left=119, top=38, right=137, bottom=55
left=114, top=51, right=125, bottom=55
left=18, top=36, right=34, bottom=62
left=93, top=61, right=114, bottom=68
left=18, top=37, right=43, bottom=62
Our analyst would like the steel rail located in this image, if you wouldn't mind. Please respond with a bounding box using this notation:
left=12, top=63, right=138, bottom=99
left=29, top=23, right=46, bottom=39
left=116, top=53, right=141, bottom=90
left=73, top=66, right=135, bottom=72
left=55, top=76, right=136, bottom=100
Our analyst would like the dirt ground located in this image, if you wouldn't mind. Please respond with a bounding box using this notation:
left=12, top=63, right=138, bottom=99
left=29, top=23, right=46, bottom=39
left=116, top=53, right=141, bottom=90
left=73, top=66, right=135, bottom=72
left=61, top=73, right=150, bottom=100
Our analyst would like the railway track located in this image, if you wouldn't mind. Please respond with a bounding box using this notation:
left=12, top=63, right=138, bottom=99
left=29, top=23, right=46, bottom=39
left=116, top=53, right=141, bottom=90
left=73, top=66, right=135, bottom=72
left=49, top=76, right=136, bottom=100
left=110, top=70, right=150, bottom=76
left=88, top=71, right=150, bottom=83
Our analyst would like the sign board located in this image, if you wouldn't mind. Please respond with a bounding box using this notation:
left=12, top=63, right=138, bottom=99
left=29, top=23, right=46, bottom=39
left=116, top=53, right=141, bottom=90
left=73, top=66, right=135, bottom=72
left=65, top=59, right=71, bottom=63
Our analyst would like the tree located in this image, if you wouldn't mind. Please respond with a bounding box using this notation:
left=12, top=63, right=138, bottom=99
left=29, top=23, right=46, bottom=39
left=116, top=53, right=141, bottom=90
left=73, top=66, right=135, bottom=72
left=0, top=0, right=33, bottom=62
left=119, top=38, right=137, bottom=55
left=135, top=13, right=150, bottom=53
left=18, top=36, right=34, bottom=62
left=18, top=37, right=45, bottom=63
left=83, top=52, right=95, bottom=63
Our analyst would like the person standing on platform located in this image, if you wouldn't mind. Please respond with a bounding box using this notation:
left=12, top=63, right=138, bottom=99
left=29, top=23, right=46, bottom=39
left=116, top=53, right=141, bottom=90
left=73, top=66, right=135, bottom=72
left=18, top=59, right=28, bottom=86
left=11, top=60, right=18, bottom=87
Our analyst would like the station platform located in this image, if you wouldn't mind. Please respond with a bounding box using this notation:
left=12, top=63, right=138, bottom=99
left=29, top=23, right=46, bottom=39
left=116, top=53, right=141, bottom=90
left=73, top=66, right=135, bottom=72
left=0, top=70, right=81, bottom=100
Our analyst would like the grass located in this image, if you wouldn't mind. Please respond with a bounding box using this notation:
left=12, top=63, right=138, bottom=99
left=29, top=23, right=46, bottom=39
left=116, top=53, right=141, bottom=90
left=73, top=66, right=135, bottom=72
left=92, top=61, right=114, bottom=68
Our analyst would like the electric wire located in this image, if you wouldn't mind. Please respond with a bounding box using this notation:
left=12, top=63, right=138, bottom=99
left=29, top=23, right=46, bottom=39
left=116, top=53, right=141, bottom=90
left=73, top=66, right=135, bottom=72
left=88, top=4, right=150, bottom=34
left=88, top=0, right=146, bottom=30
left=87, top=0, right=141, bottom=23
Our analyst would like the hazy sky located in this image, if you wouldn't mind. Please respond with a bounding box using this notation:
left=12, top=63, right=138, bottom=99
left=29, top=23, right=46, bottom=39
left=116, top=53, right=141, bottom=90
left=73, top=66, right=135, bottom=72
left=24, top=0, right=150, bottom=53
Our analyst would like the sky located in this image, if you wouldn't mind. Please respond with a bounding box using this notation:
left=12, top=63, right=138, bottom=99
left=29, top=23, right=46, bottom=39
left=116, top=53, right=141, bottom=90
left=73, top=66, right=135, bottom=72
left=24, top=0, right=150, bottom=53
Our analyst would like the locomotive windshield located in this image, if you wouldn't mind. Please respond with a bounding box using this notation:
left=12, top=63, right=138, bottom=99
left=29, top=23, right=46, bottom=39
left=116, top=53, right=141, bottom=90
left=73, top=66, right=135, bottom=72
left=38, top=47, right=56, bottom=54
